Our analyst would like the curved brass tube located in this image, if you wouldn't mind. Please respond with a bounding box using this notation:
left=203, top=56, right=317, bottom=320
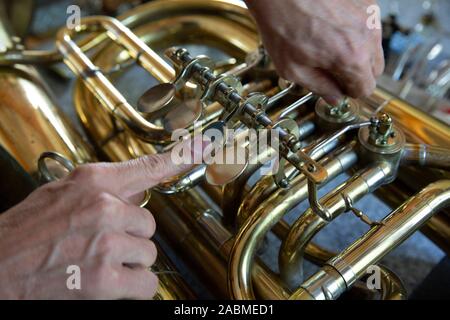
left=272, top=220, right=407, bottom=300
left=228, top=145, right=358, bottom=299
left=0, top=0, right=256, bottom=66
left=0, top=7, right=95, bottom=175
left=74, top=1, right=259, bottom=158
left=291, top=180, right=450, bottom=300
left=56, top=16, right=177, bottom=144
left=279, top=162, right=395, bottom=289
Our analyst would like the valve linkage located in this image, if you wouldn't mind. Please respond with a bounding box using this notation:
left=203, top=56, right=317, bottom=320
left=166, top=47, right=328, bottom=184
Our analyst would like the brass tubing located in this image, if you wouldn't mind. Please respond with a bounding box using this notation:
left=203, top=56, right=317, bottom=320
left=235, top=135, right=343, bottom=228
left=272, top=220, right=336, bottom=265
left=222, top=120, right=318, bottom=227
left=56, top=16, right=175, bottom=144
left=279, top=162, right=394, bottom=289
left=73, top=1, right=259, bottom=157
left=169, top=190, right=290, bottom=299
left=271, top=220, right=407, bottom=300
left=401, top=144, right=450, bottom=171
left=152, top=190, right=289, bottom=299
left=0, top=7, right=95, bottom=175
left=291, top=180, right=450, bottom=300
left=0, top=0, right=255, bottom=67
left=228, top=146, right=358, bottom=300
left=149, top=191, right=230, bottom=298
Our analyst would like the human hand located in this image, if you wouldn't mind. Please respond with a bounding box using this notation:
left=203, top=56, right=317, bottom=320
left=0, top=151, right=193, bottom=299
left=245, top=0, right=384, bottom=104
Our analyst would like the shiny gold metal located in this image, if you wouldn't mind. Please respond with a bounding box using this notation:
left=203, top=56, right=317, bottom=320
left=291, top=180, right=450, bottom=300
left=0, top=5, right=95, bottom=176
left=2, top=0, right=450, bottom=301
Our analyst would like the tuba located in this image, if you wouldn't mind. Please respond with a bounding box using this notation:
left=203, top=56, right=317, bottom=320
left=0, top=0, right=449, bottom=300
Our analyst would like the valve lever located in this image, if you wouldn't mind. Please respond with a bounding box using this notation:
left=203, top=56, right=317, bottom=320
left=342, top=193, right=384, bottom=228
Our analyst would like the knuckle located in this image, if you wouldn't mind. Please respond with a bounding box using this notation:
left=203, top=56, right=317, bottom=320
left=37, top=180, right=73, bottom=198
left=362, top=81, right=376, bottom=96
left=335, top=44, right=370, bottom=73
left=97, top=231, right=120, bottom=255
left=69, top=164, right=104, bottom=185
left=349, top=52, right=370, bottom=71
left=138, top=154, right=170, bottom=181
left=92, top=192, right=117, bottom=213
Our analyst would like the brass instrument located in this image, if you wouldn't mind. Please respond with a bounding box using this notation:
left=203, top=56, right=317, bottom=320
left=0, top=0, right=449, bottom=300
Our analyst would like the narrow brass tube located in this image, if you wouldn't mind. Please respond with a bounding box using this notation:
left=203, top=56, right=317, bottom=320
left=291, top=180, right=450, bottom=300
left=401, top=144, right=450, bottom=171
left=279, top=162, right=395, bottom=289
left=228, top=146, right=358, bottom=300
left=271, top=220, right=407, bottom=300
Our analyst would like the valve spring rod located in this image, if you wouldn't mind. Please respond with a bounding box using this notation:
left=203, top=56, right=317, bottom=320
left=172, top=49, right=308, bottom=166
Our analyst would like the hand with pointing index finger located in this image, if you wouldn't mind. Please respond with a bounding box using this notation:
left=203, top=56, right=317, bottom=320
left=0, top=149, right=195, bottom=300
